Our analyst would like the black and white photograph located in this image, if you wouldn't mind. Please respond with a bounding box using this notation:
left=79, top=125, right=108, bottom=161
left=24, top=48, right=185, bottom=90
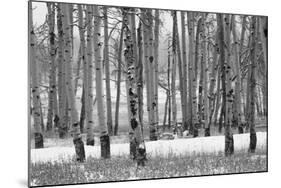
left=28, top=0, right=268, bottom=187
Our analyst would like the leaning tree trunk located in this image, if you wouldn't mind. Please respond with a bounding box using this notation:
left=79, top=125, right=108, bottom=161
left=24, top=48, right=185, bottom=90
left=114, top=17, right=125, bottom=136
left=29, top=2, right=44, bottom=148
left=124, top=9, right=146, bottom=166
left=103, top=7, right=113, bottom=136
left=248, top=17, right=258, bottom=153
left=57, top=4, right=68, bottom=138
left=259, top=17, right=267, bottom=117
left=217, top=13, right=234, bottom=156
left=93, top=5, right=110, bottom=158
left=61, top=3, right=85, bottom=162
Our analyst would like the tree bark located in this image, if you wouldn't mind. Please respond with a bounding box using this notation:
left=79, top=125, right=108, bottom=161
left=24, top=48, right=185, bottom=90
left=29, top=2, right=44, bottom=148
left=217, top=13, right=234, bottom=156
left=93, top=5, right=110, bottom=158
left=248, top=17, right=258, bottom=153
left=124, top=9, right=147, bottom=166
left=103, top=7, right=113, bottom=136
left=57, top=3, right=68, bottom=138
left=85, top=5, right=95, bottom=146
left=114, top=16, right=125, bottom=136
left=61, top=3, right=85, bottom=162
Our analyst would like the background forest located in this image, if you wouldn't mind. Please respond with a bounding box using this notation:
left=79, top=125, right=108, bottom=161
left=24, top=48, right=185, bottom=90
left=29, top=1, right=268, bottom=186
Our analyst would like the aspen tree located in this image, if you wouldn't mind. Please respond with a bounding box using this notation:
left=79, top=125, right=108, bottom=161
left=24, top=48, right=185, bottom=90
left=29, top=2, right=44, bottom=148
left=114, top=15, right=125, bottom=136
left=217, top=13, right=234, bottom=156
left=259, top=17, right=267, bottom=117
left=154, top=10, right=160, bottom=134
left=57, top=3, right=68, bottom=138
left=93, top=5, right=110, bottom=158
left=85, top=5, right=95, bottom=145
left=103, top=7, right=113, bottom=135
left=61, top=3, right=85, bottom=162
left=187, top=12, right=197, bottom=136
left=46, top=2, right=57, bottom=131
left=142, top=9, right=157, bottom=140
left=248, top=17, right=258, bottom=153
left=180, top=11, right=189, bottom=131
left=124, top=9, right=146, bottom=166
left=231, top=15, right=243, bottom=132
left=171, top=11, right=178, bottom=135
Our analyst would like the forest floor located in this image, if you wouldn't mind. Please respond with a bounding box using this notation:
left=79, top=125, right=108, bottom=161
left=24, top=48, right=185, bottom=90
left=30, top=148, right=267, bottom=186
left=30, top=131, right=267, bottom=186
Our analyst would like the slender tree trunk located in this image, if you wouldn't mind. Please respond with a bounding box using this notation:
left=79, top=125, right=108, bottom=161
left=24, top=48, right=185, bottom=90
left=259, top=17, right=267, bottom=117
left=167, top=40, right=172, bottom=131
left=142, top=9, right=157, bottom=140
left=201, top=14, right=209, bottom=136
left=124, top=10, right=146, bottom=166
left=46, top=2, right=57, bottom=132
left=187, top=12, right=197, bottom=136
left=74, top=45, right=82, bottom=95
left=85, top=5, right=95, bottom=146
left=78, top=5, right=86, bottom=134
left=248, top=17, right=258, bottom=153
left=103, top=7, right=113, bottom=136
left=231, top=15, right=243, bottom=132
left=29, top=2, right=44, bottom=148
left=137, top=20, right=144, bottom=138
left=171, top=11, right=178, bottom=135
left=93, top=5, right=110, bottom=158
left=180, top=12, right=189, bottom=131
left=57, top=4, right=68, bottom=138
left=217, top=13, right=234, bottom=156
left=114, top=17, right=125, bottom=136
left=61, top=3, right=85, bottom=162
left=154, top=10, right=160, bottom=135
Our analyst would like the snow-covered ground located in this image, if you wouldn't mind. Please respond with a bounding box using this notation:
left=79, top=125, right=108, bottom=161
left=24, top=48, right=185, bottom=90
left=31, top=132, right=267, bottom=163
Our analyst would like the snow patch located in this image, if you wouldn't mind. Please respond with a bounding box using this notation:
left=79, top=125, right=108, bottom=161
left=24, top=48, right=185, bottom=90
left=31, top=132, right=267, bottom=163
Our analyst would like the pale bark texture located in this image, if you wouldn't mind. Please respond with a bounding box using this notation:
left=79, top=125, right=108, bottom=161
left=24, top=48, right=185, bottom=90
left=114, top=16, right=125, bottom=136
left=181, top=11, right=189, bottom=131
left=154, top=9, right=160, bottom=135
left=124, top=9, right=146, bottom=166
left=85, top=5, right=95, bottom=146
left=61, top=4, right=85, bottom=162
left=29, top=2, right=44, bottom=148
left=248, top=17, right=258, bottom=153
left=46, top=2, right=57, bottom=131
left=231, top=15, right=243, bottom=132
left=142, top=9, right=157, bottom=141
left=93, top=5, right=110, bottom=158
left=187, top=12, right=197, bottom=136
left=217, top=14, right=234, bottom=156
left=103, top=7, right=113, bottom=136
left=57, top=4, right=68, bottom=138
